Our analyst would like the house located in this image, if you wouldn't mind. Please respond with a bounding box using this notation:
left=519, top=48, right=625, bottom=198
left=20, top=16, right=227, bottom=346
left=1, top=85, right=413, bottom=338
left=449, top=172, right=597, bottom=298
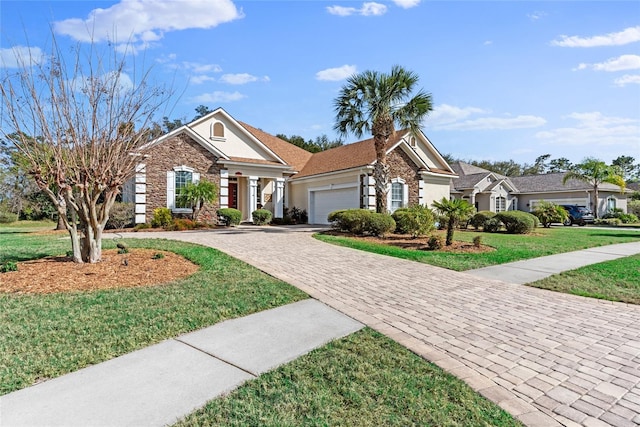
left=450, top=161, right=629, bottom=216
left=124, top=108, right=457, bottom=225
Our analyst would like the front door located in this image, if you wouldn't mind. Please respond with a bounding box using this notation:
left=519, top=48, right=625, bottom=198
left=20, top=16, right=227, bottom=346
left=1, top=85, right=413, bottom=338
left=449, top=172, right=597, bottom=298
left=228, top=182, right=238, bottom=209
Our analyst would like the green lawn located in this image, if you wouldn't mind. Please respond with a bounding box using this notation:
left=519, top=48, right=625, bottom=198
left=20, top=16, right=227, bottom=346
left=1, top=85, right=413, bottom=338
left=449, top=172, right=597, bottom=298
left=528, top=254, right=640, bottom=304
left=0, top=233, right=307, bottom=395
left=175, top=328, right=521, bottom=427
left=315, top=227, right=640, bottom=271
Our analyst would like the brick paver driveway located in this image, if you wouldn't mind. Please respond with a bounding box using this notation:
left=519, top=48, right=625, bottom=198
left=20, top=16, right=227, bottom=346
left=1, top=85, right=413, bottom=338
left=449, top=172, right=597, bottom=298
left=128, top=227, right=640, bottom=426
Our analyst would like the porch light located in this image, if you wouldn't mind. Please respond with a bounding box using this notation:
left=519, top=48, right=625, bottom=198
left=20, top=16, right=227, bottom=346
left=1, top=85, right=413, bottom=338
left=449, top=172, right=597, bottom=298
left=235, top=172, right=242, bottom=176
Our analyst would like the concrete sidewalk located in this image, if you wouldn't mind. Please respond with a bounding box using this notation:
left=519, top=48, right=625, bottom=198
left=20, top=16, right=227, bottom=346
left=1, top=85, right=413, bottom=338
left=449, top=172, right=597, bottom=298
left=467, top=241, right=640, bottom=284
left=0, top=300, right=363, bottom=427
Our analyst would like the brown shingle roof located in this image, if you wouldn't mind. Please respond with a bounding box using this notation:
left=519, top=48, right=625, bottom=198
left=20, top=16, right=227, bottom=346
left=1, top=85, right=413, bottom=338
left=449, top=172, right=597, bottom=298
left=226, top=157, right=287, bottom=166
left=238, top=122, right=313, bottom=172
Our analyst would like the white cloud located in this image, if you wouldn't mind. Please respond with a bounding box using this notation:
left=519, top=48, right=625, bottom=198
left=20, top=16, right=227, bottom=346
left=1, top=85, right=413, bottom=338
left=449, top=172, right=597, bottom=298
left=327, top=2, right=387, bottom=16
left=551, top=25, right=640, bottom=47
left=316, top=65, right=357, bottom=81
left=426, top=104, right=545, bottom=131
left=189, top=91, right=246, bottom=103
left=190, top=75, right=217, bottom=85
left=527, top=11, right=547, bottom=21
left=53, top=0, right=244, bottom=49
left=219, top=73, right=269, bottom=85
left=392, top=0, right=420, bottom=8
left=182, top=62, right=223, bottom=74
left=0, top=46, right=44, bottom=68
left=535, top=112, right=640, bottom=149
left=614, top=74, right=640, bottom=87
left=483, top=40, right=493, bottom=46
left=576, top=54, right=640, bottom=72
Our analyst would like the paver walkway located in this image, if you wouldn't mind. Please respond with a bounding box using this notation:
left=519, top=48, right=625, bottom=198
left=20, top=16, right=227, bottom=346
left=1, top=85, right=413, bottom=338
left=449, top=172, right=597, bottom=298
left=127, top=227, right=640, bottom=427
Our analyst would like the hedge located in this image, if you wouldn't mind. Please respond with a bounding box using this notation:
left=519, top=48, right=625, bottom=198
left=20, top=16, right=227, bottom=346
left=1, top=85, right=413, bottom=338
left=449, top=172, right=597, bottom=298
left=494, top=211, right=538, bottom=234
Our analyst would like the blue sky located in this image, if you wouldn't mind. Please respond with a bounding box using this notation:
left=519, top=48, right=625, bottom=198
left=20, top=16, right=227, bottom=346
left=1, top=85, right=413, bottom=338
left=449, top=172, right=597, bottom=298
left=1, top=0, right=639, bottom=166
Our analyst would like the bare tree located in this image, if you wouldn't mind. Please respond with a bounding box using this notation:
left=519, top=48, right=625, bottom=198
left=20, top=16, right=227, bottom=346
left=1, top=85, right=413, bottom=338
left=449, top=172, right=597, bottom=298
left=1, top=37, right=172, bottom=263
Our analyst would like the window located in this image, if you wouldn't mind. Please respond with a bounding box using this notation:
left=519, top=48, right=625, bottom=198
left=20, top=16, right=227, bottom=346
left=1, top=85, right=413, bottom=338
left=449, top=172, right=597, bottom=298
left=409, top=136, right=416, bottom=147
left=496, top=196, right=506, bottom=212
left=212, top=122, right=225, bottom=139
left=391, top=182, right=404, bottom=211
left=175, top=170, right=193, bottom=209
left=607, top=197, right=616, bottom=212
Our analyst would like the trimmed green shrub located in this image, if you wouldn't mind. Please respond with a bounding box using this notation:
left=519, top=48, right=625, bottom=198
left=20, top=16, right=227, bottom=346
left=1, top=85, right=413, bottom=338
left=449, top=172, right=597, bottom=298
left=618, top=213, right=639, bottom=224
left=473, top=235, right=482, bottom=248
left=328, top=209, right=370, bottom=234
left=469, top=211, right=495, bottom=230
left=392, top=205, right=435, bottom=237
left=426, top=234, right=444, bottom=250
left=532, top=201, right=569, bottom=228
left=366, top=213, right=396, bottom=237
left=252, top=209, right=272, bottom=225
left=106, top=202, right=134, bottom=229
left=0, top=211, right=18, bottom=224
left=217, top=208, right=242, bottom=226
left=595, top=218, right=622, bottom=226
left=151, top=207, right=172, bottom=228
left=484, top=217, right=502, bottom=233
left=495, top=211, right=537, bottom=234
left=152, top=252, right=165, bottom=259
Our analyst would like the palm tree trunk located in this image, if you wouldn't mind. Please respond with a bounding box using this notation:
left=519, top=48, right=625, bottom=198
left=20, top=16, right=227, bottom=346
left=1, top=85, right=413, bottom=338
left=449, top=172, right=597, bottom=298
left=446, top=217, right=455, bottom=246
left=593, top=185, right=599, bottom=218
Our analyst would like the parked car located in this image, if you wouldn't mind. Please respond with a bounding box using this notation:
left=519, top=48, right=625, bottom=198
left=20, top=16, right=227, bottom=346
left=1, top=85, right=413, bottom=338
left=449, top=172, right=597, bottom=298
left=561, top=205, right=594, bottom=226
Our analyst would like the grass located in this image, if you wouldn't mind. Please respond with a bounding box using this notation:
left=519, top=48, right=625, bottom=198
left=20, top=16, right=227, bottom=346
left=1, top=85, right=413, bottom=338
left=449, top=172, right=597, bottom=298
left=0, top=220, right=57, bottom=233
left=175, top=328, right=521, bottom=427
left=0, top=234, right=307, bottom=395
left=315, top=227, right=640, bottom=271
left=528, top=254, right=640, bottom=304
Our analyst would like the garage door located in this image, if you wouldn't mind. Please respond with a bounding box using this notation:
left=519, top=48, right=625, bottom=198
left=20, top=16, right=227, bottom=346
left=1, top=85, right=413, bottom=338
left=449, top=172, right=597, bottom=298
left=310, top=187, right=359, bottom=224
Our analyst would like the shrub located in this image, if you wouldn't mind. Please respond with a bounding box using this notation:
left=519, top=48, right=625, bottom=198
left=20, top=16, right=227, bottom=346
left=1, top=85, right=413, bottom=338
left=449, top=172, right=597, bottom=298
left=484, top=217, right=502, bottom=233
left=328, top=209, right=370, bottom=234
left=167, top=218, right=197, bottom=231
left=152, top=252, right=165, bottom=259
left=628, top=200, right=640, bottom=217
left=426, top=234, right=444, bottom=250
left=392, top=205, right=435, bottom=237
left=618, top=213, right=639, bottom=224
left=366, top=213, right=396, bottom=237
left=0, top=261, right=18, bottom=273
left=532, top=201, right=569, bottom=228
left=286, top=206, right=308, bottom=224
left=595, top=218, right=622, bottom=226
left=495, top=211, right=537, bottom=234
left=473, top=235, right=482, bottom=248
left=469, top=211, right=495, bottom=230
left=252, top=209, right=272, bottom=225
left=217, top=208, right=242, bottom=226
left=151, top=208, right=172, bottom=228
left=106, top=202, right=134, bottom=229
left=134, top=223, right=151, bottom=231
left=0, top=211, right=18, bottom=224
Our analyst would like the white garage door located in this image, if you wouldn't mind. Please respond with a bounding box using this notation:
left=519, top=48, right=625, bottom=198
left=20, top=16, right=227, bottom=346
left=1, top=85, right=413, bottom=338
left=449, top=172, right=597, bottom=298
left=310, top=187, right=359, bottom=224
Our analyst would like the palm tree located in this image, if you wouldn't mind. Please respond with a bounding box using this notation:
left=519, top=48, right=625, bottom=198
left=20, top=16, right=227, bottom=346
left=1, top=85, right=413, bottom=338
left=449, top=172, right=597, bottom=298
left=179, top=179, right=218, bottom=222
left=431, top=197, right=475, bottom=246
left=334, top=65, right=433, bottom=213
left=562, top=158, right=626, bottom=218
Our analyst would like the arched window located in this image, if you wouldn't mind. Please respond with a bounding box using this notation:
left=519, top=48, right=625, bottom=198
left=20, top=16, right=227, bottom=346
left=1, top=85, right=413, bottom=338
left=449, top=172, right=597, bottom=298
left=496, top=196, right=506, bottom=212
left=607, top=197, right=616, bottom=212
left=212, top=122, right=225, bottom=138
left=167, top=166, right=199, bottom=211
left=388, top=178, right=408, bottom=212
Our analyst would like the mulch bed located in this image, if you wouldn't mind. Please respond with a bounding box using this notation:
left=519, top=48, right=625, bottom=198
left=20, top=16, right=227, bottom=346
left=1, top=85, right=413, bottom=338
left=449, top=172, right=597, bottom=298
left=0, top=249, right=199, bottom=295
left=326, top=231, right=496, bottom=253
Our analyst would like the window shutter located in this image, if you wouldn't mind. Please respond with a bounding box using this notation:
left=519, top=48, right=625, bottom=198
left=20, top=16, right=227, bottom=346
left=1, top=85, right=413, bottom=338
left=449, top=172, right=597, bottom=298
left=167, top=171, right=175, bottom=209
left=192, top=172, right=200, bottom=184
left=403, top=183, right=409, bottom=208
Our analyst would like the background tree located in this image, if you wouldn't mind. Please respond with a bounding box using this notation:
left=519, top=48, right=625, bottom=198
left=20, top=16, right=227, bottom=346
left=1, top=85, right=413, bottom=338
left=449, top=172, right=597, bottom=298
left=334, top=65, right=432, bottom=213
left=548, top=157, right=573, bottom=173
left=523, top=154, right=551, bottom=175
left=276, top=133, right=343, bottom=153
left=562, top=158, right=626, bottom=218
left=612, top=155, right=639, bottom=182
left=0, top=38, right=172, bottom=263
left=431, top=198, right=474, bottom=246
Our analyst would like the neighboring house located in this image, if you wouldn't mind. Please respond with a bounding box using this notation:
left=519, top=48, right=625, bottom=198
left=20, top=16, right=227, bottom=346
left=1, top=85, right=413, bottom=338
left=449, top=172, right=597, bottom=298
left=124, top=108, right=456, bottom=225
left=450, top=161, right=629, bottom=217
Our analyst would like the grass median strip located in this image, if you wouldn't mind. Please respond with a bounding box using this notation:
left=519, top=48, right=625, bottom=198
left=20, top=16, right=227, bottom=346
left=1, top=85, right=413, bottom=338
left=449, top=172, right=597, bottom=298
left=0, top=235, right=307, bottom=395
left=175, top=328, right=522, bottom=427
left=315, top=227, right=640, bottom=271
left=528, top=254, right=640, bottom=304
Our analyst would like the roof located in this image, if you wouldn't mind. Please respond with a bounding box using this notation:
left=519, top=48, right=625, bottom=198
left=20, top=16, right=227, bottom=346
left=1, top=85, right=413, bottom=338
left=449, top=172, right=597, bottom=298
left=238, top=122, right=312, bottom=173
left=450, top=161, right=493, bottom=176
left=509, top=173, right=626, bottom=193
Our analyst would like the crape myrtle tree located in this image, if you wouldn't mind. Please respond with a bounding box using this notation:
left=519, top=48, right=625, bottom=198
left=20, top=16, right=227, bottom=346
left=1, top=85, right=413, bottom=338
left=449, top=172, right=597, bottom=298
left=334, top=65, right=433, bottom=213
left=0, top=38, right=172, bottom=263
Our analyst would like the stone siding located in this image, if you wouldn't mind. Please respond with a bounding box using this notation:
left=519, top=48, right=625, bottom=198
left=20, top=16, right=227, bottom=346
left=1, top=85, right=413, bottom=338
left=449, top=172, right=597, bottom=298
left=145, top=134, right=221, bottom=222
left=387, top=149, right=421, bottom=206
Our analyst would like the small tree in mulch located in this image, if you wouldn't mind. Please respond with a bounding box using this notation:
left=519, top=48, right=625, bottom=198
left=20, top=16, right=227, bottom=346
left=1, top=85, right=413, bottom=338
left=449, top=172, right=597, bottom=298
left=431, top=198, right=475, bottom=246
